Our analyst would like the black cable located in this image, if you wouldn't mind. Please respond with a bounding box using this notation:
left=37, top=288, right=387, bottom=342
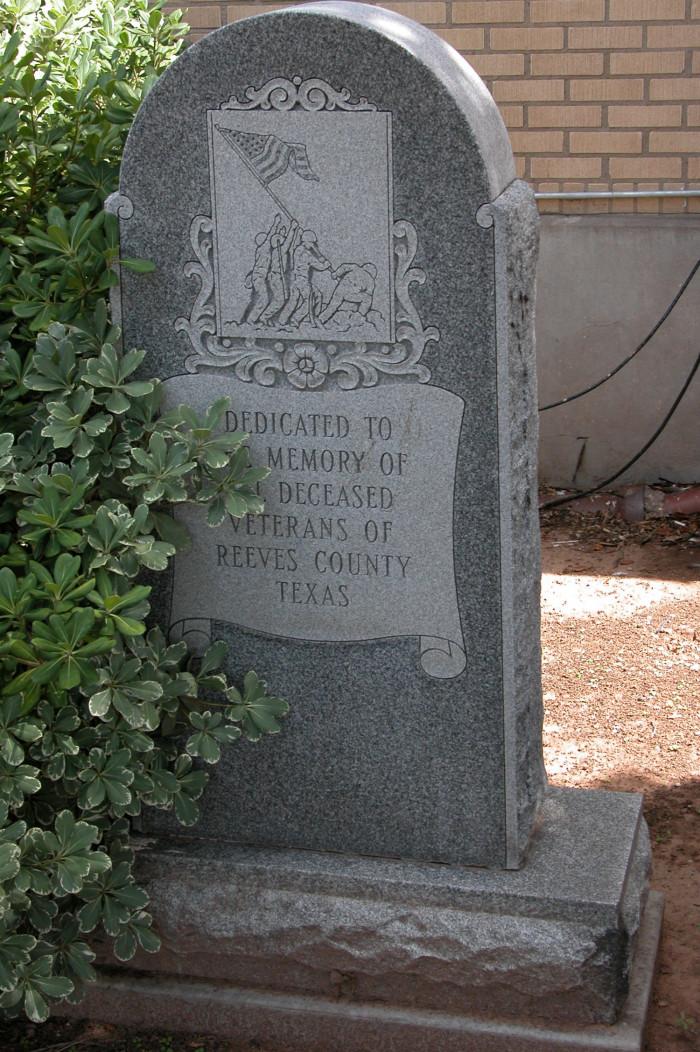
left=540, top=346, right=700, bottom=511
left=539, top=258, right=700, bottom=412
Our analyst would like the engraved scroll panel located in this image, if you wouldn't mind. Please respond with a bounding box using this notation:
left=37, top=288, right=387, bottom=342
left=165, top=375, right=466, bottom=679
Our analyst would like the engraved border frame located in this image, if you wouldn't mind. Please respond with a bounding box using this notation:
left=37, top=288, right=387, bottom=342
left=174, top=77, right=439, bottom=391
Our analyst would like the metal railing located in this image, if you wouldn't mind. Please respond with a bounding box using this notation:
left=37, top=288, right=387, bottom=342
left=535, top=188, right=700, bottom=200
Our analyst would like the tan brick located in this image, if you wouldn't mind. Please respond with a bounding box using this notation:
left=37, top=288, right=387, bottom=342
left=452, top=1, right=524, bottom=22
left=490, top=26, right=564, bottom=50
left=493, top=79, right=565, bottom=101
left=182, top=4, right=222, bottom=28
left=528, top=104, right=601, bottom=127
left=570, top=130, right=642, bottom=152
left=509, top=130, right=564, bottom=152
left=570, top=78, right=644, bottom=100
left=530, top=0, right=604, bottom=20
left=608, top=104, right=682, bottom=126
left=437, top=27, right=485, bottom=50
left=694, top=52, right=700, bottom=74
left=537, top=199, right=562, bottom=213
left=648, top=25, right=700, bottom=47
left=467, top=53, right=525, bottom=76
left=499, top=104, right=524, bottom=127
left=569, top=26, right=643, bottom=49
left=661, top=197, right=688, bottom=214
left=610, top=50, right=686, bottom=75
left=610, top=197, right=635, bottom=213
left=689, top=105, right=700, bottom=125
left=636, top=197, right=662, bottom=213
left=515, top=155, right=527, bottom=178
left=531, top=52, right=604, bottom=75
left=650, top=131, right=700, bottom=151
left=530, top=156, right=602, bottom=178
left=689, top=198, right=700, bottom=212
left=226, top=3, right=292, bottom=21
left=694, top=0, right=700, bottom=17
left=609, top=157, right=682, bottom=178
left=563, top=198, right=607, bottom=214
left=377, top=2, right=447, bottom=21
left=610, top=0, right=685, bottom=18
left=688, top=157, right=700, bottom=178
left=650, top=78, right=700, bottom=100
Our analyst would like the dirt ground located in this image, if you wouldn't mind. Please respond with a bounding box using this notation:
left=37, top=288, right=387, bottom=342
left=540, top=506, right=700, bottom=1052
left=1, top=509, right=699, bottom=1052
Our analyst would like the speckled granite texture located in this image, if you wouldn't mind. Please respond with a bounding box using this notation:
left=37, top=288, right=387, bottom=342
left=63, top=789, right=662, bottom=1050
left=116, top=0, right=545, bottom=869
left=127, top=789, right=651, bottom=1026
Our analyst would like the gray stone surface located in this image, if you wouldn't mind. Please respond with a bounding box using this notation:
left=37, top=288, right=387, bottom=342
left=66, top=899, right=663, bottom=1051
left=115, top=0, right=544, bottom=868
left=62, top=791, right=662, bottom=1050
left=122, top=789, right=652, bottom=1027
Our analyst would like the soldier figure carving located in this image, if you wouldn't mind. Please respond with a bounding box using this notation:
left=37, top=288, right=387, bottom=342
left=242, top=222, right=383, bottom=333
left=220, top=124, right=384, bottom=335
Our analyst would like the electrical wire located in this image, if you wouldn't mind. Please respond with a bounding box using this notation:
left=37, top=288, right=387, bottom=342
left=539, top=258, right=700, bottom=412
left=540, top=346, right=700, bottom=510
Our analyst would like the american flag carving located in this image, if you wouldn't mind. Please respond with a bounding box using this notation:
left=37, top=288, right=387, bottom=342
left=216, top=125, right=319, bottom=185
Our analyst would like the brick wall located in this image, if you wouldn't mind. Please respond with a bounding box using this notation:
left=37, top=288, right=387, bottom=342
left=168, top=0, right=700, bottom=214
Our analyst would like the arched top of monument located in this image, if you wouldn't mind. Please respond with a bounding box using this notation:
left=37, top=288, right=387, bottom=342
left=298, top=1, right=515, bottom=199
left=122, top=0, right=515, bottom=203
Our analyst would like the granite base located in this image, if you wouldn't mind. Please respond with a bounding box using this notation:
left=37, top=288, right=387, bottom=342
left=62, top=788, right=662, bottom=1051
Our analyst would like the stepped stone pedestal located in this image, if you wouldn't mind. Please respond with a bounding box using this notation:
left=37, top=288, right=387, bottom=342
left=74, top=4, right=662, bottom=1049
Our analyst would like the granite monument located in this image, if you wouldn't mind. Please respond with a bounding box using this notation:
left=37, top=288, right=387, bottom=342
left=78, top=4, right=662, bottom=1049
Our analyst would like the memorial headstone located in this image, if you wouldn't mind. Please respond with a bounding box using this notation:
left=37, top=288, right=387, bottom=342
left=111, top=0, right=545, bottom=871
left=80, top=4, right=661, bottom=1049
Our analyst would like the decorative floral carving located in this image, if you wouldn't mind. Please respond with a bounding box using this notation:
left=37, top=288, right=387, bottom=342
left=104, top=192, right=134, bottom=219
left=222, top=76, right=376, bottom=113
left=176, top=216, right=439, bottom=389
left=283, top=344, right=331, bottom=389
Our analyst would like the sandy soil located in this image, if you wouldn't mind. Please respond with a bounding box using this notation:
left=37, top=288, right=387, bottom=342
left=1, top=511, right=698, bottom=1052
left=540, top=509, right=700, bottom=1052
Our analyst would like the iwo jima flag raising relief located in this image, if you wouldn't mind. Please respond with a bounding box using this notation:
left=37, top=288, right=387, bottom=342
left=170, top=76, right=467, bottom=679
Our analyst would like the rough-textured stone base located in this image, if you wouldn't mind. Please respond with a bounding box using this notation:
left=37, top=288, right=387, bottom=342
left=64, top=892, right=662, bottom=1052
left=59, top=786, right=661, bottom=1047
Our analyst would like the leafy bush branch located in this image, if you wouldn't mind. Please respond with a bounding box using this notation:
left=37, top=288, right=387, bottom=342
left=0, top=0, right=288, bottom=1023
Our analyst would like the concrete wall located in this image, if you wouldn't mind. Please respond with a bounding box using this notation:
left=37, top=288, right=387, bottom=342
left=536, top=214, right=699, bottom=487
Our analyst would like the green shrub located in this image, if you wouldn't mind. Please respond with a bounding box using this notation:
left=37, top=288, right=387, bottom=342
left=0, top=0, right=287, bottom=1023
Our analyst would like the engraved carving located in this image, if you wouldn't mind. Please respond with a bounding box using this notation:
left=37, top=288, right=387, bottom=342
left=104, top=192, right=135, bottom=332
left=175, top=78, right=439, bottom=388
left=237, top=217, right=384, bottom=337
left=168, top=617, right=212, bottom=656
left=174, top=216, right=217, bottom=356
left=420, top=636, right=467, bottom=679
left=177, top=216, right=436, bottom=388
left=105, top=192, right=134, bottom=220
left=214, top=124, right=386, bottom=339
left=476, top=202, right=495, bottom=229
left=222, top=75, right=376, bottom=113
left=165, top=379, right=467, bottom=681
